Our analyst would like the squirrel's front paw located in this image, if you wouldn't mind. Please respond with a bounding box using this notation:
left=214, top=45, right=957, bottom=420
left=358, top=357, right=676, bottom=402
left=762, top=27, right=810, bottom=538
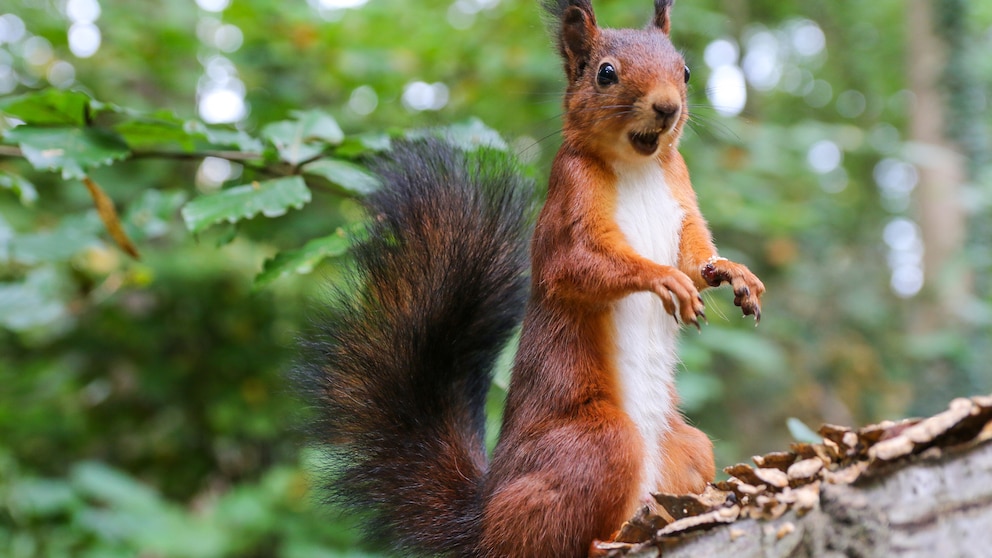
left=701, top=258, right=764, bottom=323
left=650, top=268, right=705, bottom=329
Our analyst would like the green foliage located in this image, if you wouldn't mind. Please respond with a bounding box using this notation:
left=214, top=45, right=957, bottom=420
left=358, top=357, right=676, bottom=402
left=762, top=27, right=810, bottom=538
left=0, top=89, right=93, bottom=126
left=0, top=88, right=402, bottom=288
left=0, top=266, right=72, bottom=331
left=181, top=176, right=312, bottom=234
left=786, top=418, right=822, bottom=445
left=1, top=455, right=369, bottom=558
left=301, top=158, right=380, bottom=196
left=254, top=229, right=351, bottom=289
left=5, top=212, right=101, bottom=266
left=0, top=171, right=38, bottom=206
left=262, top=109, right=345, bottom=165
left=6, top=127, right=129, bottom=179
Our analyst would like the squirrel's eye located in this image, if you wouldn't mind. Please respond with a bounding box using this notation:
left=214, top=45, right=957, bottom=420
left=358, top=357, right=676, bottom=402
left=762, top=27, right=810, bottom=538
left=597, top=63, right=618, bottom=87
left=684, top=65, right=691, bottom=83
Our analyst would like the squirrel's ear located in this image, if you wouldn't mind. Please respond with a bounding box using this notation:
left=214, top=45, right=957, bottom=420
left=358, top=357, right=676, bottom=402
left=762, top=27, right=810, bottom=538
left=560, top=2, right=599, bottom=81
left=652, top=0, right=673, bottom=35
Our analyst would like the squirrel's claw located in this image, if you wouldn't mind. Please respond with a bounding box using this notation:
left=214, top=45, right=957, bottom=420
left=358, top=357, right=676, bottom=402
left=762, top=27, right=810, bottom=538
left=651, top=267, right=706, bottom=329
left=703, top=258, right=764, bottom=324
left=740, top=300, right=761, bottom=324
left=691, top=306, right=706, bottom=331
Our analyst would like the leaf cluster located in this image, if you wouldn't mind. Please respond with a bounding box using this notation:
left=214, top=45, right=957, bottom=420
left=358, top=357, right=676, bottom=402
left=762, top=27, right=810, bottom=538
left=0, top=89, right=393, bottom=288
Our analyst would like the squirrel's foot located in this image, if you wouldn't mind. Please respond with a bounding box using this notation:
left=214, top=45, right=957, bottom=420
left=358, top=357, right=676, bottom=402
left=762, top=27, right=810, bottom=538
left=649, top=268, right=706, bottom=329
left=658, top=418, right=716, bottom=494
left=701, top=258, right=764, bottom=323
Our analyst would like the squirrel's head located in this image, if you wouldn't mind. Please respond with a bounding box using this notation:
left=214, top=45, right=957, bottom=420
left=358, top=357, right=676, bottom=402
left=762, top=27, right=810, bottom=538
left=547, top=0, right=689, bottom=161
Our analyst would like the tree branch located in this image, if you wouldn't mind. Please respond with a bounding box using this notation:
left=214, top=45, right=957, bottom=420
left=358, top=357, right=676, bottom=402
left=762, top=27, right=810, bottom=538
left=0, top=144, right=267, bottom=164
left=0, top=145, right=22, bottom=158
left=130, top=149, right=265, bottom=163
left=0, top=146, right=334, bottom=182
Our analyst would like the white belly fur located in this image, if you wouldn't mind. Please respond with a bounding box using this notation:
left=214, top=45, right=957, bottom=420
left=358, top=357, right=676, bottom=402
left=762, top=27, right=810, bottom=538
left=611, top=160, right=685, bottom=501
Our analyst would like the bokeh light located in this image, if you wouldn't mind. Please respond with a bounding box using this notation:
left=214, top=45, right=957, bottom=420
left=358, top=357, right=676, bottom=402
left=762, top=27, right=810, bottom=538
left=402, top=81, right=450, bottom=112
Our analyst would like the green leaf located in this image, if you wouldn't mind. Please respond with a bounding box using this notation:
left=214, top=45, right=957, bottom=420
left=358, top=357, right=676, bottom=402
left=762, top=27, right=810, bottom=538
left=262, top=109, right=344, bottom=165
left=786, top=417, right=822, bottom=444
left=71, top=461, right=160, bottom=511
left=196, top=124, right=264, bottom=153
left=124, top=189, right=188, bottom=240
left=4, top=127, right=130, bottom=179
left=88, top=99, right=131, bottom=117
left=0, top=170, right=38, bottom=205
left=696, top=326, right=786, bottom=376
left=407, top=118, right=508, bottom=152
left=676, top=371, right=724, bottom=412
left=442, top=118, right=509, bottom=151
left=7, top=478, right=79, bottom=518
left=264, top=121, right=324, bottom=164
left=0, top=213, right=11, bottom=261
left=0, top=267, right=72, bottom=332
left=0, top=89, right=92, bottom=126
left=334, top=132, right=392, bottom=158
left=254, top=230, right=350, bottom=288
left=214, top=223, right=238, bottom=247
left=492, top=331, right=519, bottom=392
left=114, top=110, right=198, bottom=151
left=213, top=485, right=275, bottom=534
left=302, top=158, right=380, bottom=196
left=290, top=109, right=345, bottom=144
left=8, top=213, right=102, bottom=265
left=180, top=176, right=311, bottom=234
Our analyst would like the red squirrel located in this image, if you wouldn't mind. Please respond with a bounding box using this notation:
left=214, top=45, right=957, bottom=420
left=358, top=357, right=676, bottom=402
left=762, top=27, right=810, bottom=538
left=298, top=0, right=764, bottom=556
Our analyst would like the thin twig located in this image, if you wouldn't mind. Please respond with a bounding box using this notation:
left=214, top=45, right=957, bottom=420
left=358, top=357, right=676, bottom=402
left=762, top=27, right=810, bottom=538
left=130, top=149, right=266, bottom=162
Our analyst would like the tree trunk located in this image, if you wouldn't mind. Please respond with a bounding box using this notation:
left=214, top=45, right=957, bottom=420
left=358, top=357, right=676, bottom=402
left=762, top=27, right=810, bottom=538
left=905, top=0, right=969, bottom=326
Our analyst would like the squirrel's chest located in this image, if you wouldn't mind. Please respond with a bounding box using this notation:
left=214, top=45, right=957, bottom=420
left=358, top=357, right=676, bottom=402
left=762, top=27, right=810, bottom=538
left=612, top=163, right=684, bottom=264
left=610, top=161, right=685, bottom=499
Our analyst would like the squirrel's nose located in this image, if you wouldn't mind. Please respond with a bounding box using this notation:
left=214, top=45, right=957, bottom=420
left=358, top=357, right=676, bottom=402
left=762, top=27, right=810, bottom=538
left=652, top=102, right=681, bottom=126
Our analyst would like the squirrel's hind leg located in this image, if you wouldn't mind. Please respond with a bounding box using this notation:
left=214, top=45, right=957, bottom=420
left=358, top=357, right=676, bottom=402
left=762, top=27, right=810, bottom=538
left=478, top=418, right=643, bottom=558
left=656, top=417, right=715, bottom=496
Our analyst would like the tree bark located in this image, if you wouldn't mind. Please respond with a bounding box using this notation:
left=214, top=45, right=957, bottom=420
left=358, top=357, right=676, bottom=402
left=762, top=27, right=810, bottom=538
left=597, top=396, right=992, bottom=558
left=654, top=442, right=992, bottom=558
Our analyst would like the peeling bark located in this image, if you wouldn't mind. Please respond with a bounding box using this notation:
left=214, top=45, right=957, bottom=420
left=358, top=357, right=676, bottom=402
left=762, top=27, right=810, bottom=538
left=598, top=395, right=992, bottom=558
left=653, top=443, right=992, bottom=558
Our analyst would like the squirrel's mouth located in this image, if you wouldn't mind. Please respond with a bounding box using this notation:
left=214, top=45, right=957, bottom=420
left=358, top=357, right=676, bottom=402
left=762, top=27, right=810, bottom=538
left=628, top=129, right=662, bottom=156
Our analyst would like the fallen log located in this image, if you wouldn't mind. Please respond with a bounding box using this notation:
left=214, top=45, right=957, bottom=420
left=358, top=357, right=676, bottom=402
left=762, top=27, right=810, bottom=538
left=597, top=395, right=992, bottom=558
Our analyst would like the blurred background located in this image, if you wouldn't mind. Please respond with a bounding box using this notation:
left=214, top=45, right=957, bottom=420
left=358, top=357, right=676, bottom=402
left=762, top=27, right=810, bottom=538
left=1, top=0, right=990, bottom=555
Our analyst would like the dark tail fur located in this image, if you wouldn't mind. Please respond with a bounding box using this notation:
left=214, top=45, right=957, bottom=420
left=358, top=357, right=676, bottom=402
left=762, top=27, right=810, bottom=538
left=296, top=139, right=532, bottom=555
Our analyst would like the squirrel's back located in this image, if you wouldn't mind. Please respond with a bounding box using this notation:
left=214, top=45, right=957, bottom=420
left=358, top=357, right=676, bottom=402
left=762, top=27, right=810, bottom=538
left=296, top=138, right=532, bottom=555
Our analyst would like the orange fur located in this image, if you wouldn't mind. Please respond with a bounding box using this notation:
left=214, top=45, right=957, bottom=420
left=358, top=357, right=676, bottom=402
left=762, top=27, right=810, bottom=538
left=658, top=417, right=716, bottom=494
left=478, top=2, right=762, bottom=556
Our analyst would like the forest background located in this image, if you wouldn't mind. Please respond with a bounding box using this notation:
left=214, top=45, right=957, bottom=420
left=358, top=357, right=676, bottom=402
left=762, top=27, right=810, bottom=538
left=1, top=0, right=990, bottom=555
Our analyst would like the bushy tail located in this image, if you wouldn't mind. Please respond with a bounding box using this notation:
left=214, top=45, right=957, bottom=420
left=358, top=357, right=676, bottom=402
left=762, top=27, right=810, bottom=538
left=296, top=139, right=532, bottom=556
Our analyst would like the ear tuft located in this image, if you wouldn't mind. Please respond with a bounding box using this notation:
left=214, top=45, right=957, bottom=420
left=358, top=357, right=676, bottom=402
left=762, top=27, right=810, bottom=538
left=653, top=0, right=673, bottom=35
left=559, top=3, right=599, bottom=81
left=542, top=0, right=595, bottom=22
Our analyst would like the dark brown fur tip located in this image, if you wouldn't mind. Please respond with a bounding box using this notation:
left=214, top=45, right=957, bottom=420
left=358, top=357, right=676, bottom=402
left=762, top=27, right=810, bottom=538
left=542, top=0, right=594, bottom=20
left=653, top=0, right=674, bottom=33
left=542, top=0, right=596, bottom=50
